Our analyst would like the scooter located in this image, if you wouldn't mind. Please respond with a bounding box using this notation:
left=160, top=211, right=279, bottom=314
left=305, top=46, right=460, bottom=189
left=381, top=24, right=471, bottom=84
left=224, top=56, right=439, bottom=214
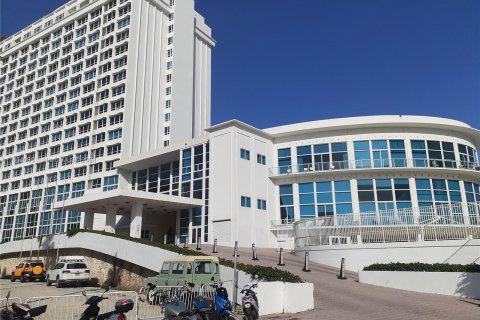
left=80, top=288, right=134, bottom=320
left=240, top=283, right=259, bottom=320
left=0, top=291, right=47, bottom=320
left=211, top=283, right=234, bottom=320
left=193, top=282, right=234, bottom=320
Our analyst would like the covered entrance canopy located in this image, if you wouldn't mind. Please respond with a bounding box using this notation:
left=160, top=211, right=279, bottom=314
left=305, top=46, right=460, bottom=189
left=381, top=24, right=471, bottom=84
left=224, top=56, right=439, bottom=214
left=54, top=189, right=203, bottom=239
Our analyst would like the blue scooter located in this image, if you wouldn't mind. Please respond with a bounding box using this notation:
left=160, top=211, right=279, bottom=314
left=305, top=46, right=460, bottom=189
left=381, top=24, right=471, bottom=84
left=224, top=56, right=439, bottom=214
left=194, top=282, right=234, bottom=320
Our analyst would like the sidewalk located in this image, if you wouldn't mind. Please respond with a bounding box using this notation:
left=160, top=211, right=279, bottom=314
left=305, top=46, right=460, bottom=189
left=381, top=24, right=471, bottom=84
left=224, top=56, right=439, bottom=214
left=197, top=244, right=480, bottom=320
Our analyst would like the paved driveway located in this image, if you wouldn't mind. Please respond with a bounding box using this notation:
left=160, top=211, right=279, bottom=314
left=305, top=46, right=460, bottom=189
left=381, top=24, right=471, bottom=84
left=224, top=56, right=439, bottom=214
left=204, top=245, right=480, bottom=320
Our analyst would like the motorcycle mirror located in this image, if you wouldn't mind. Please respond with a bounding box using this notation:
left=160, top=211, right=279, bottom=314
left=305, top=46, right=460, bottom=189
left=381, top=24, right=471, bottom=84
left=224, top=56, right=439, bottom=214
left=81, top=291, right=87, bottom=298
left=188, top=282, right=195, bottom=288
left=6, top=291, right=10, bottom=300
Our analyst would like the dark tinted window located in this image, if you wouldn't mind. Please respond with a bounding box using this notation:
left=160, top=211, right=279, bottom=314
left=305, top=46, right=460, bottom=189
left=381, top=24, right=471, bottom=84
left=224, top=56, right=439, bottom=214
left=67, top=263, right=87, bottom=269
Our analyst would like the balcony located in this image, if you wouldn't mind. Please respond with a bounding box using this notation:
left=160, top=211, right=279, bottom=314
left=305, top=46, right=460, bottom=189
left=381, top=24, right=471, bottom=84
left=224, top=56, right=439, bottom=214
left=269, top=158, right=480, bottom=177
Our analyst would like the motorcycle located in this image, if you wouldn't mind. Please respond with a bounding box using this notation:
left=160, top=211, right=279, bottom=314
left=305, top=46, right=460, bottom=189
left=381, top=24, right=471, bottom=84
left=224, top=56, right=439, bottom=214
left=240, top=283, right=259, bottom=320
left=0, top=291, right=47, bottom=320
left=80, top=287, right=134, bottom=320
left=210, top=282, right=234, bottom=320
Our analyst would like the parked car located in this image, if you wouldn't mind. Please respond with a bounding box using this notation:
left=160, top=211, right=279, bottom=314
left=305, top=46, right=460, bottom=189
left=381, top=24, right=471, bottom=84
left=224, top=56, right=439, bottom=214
left=46, top=256, right=90, bottom=288
left=11, top=260, right=46, bottom=282
left=146, top=256, right=221, bottom=304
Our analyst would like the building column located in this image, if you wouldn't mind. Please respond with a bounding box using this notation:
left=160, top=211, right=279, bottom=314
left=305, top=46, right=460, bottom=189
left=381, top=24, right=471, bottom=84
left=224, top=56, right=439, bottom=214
left=83, top=210, right=94, bottom=230
left=130, top=201, right=143, bottom=238
left=105, top=207, right=117, bottom=233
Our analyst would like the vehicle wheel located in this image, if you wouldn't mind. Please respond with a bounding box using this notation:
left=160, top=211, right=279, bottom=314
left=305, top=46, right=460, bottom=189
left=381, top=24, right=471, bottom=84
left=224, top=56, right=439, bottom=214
left=20, top=273, right=25, bottom=283
left=56, top=277, right=62, bottom=288
left=11, top=274, right=15, bottom=282
left=147, top=287, right=157, bottom=305
left=45, top=276, right=51, bottom=286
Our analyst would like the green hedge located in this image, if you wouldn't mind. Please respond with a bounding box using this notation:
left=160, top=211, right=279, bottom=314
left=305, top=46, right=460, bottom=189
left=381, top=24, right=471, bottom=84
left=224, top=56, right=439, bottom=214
left=363, top=262, right=480, bottom=273
left=66, top=229, right=303, bottom=283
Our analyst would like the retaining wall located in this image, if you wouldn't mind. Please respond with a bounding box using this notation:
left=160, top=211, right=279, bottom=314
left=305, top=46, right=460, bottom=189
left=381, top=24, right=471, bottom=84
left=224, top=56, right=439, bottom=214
left=359, top=271, right=480, bottom=299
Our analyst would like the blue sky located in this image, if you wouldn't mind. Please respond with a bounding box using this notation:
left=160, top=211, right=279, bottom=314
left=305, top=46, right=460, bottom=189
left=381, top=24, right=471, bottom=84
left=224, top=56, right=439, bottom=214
left=2, top=0, right=479, bottom=129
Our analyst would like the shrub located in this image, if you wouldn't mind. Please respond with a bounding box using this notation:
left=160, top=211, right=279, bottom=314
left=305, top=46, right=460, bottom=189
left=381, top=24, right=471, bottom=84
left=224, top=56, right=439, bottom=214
left=363, top=262, right=480, bottom=273
left=66, top=229, right=303, bottom=283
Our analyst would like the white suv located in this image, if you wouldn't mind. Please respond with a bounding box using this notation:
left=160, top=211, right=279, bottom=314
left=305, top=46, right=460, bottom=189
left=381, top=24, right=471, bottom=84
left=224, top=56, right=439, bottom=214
left=46, top=257, right=90, bottom=288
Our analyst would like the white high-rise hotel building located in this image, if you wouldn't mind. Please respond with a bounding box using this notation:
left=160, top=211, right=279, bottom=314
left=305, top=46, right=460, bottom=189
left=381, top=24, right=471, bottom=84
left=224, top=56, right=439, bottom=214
left=0, top=0, right=213, bottom=242
left=1, top=0, right=480, bottom=268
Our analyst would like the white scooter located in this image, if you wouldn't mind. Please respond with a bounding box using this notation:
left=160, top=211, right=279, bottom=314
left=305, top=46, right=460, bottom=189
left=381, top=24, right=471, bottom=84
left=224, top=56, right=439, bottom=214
left=240, top=283, right=259, bottom=320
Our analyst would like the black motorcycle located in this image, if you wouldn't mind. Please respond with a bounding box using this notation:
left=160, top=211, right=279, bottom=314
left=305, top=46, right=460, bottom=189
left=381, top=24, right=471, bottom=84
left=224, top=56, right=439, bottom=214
left=80, top=288, right=134, bottom=320
left=0, top=291, right=47, bottom=320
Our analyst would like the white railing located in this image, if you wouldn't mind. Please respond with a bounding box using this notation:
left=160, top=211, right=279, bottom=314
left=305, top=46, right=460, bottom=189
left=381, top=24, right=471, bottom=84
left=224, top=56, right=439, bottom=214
left=272, top=202, right=480, bottom=231
left=24, top=291, right=137, bottom=320
left=294, top=223, right=480, bottom=247
left=294, top=203, right=480, bottom=247
left=269, top=158, right=480, bottom=176
left=137, top=284, right=221, bottom=319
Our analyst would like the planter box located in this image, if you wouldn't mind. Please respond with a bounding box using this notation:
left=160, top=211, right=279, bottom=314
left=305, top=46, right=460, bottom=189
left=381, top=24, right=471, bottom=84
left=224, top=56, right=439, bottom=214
left=359, top=271, right=480, bottom=299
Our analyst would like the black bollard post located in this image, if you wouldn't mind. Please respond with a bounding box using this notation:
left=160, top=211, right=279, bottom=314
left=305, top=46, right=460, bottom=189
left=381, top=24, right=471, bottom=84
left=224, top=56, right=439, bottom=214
left=337, top=258, right=347, bottom=280
left=277, top=247, right=285, bottom=266
left=232, top=240, right=239, bottom=257
left=252, top=243, right=259, bottom=261
left=183, top=235, right=188, bottom=248
left=212, top=238, right=218, bottom=253
left=302, top=252, right=311, bottom=272
left=196, top=234, right=202, bottom=251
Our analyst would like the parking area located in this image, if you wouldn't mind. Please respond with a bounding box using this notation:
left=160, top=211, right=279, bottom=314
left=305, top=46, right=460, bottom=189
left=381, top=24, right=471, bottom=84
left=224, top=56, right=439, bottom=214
left=0, top=278, right=100, bottom=301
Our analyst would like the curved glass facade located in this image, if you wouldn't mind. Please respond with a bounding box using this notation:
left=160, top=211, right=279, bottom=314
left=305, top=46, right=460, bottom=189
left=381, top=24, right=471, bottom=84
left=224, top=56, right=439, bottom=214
left=273, top=139, right=479, bottom=175
left=278, top=178, right=480, bottom=225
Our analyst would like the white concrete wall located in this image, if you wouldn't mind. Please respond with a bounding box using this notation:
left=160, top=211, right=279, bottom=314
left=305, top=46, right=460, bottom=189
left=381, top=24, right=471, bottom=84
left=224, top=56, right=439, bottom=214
left=359, top=271, right=480, bottom=299
left=123, top=0, right=169, bottom=156
left=1, top=234, right=313, bottom=315
left=296, top=238, right=480, bottom=272
left=209, top=125, right=276, bottom=248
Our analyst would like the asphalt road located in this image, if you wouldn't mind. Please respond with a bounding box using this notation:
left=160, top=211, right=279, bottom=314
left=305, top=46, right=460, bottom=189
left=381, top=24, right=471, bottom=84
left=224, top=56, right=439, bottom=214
left=207, top=245, right=480, bottom=320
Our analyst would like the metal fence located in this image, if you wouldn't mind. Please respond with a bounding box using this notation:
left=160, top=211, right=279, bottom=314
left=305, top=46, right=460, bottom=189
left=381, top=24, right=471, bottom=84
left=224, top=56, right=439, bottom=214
left=137, top=284, right=218, bottom=320
left=295, top=220, right=480, bottom=247
left=294, top=202, right=480, bottom=247
left=0, top=297, right=22, bottom=309
left=269, top=158, right=480, bottom=176
left=24, top=291, right=138, bottom=320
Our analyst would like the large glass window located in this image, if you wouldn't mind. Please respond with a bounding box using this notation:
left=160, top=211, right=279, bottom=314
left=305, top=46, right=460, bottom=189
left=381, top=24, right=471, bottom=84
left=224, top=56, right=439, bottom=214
left=299, top=183, right=315, bottom=217
left=313, top=144, right=330, bottom=170
left=411, top=140, right=427, bottom=167
left=316, top=181, right=334, bottom=217
left=372, top=140, right=389, bottom=168
left=389, top=140, right=406, bottom=167
left=277, top=148, right=291, bottom=174
left=297, top=146, right=312, bottom=172
left=279, top=184, right=294, bottom=223
left=354, top=141, right=371, bottom=168
left=334, top=181, right=352, bottom=215
left=331, top=143, right=348, bottom=169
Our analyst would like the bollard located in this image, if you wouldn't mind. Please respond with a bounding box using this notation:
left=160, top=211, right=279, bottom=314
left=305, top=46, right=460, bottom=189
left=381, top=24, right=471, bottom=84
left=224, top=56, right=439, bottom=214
left=183, top=235, right=189, bottom=248
left=337, top=258, right=347, bottom=280
left=277, top=247, right=285, bottom=266
left=175, top=235, right=178, bottom=246
left=196, top=234, right=202, bottom=250
left=232, top=240, right=239, bottom=257
left=164, top=234, right=168, bottom=244
left=212, top=238, right=218, bottom=253
left=302, top=252, right=311, bottom=272
left=251, top=243, right=259, bottom=261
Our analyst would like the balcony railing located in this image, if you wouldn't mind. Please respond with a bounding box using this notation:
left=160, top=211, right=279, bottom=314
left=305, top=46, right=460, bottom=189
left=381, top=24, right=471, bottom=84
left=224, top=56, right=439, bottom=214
left=269, top=158, right=480, bottom=176
left=271, top=202, right=480, bottom=231
left=293, top=202, right=480, bottom=246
